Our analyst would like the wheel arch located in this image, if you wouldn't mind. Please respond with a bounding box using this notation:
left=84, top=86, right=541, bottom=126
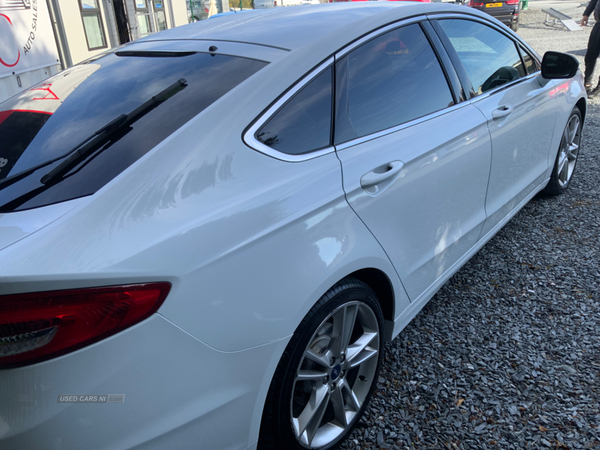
left=345, top=267, right=396, bottom=342
left=576, top=97, right=586, bottom=124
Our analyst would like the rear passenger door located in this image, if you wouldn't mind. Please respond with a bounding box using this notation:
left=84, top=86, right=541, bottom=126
left=433, top=17, right=557, bottom=237
left=334, top=20, right=493, bottom=301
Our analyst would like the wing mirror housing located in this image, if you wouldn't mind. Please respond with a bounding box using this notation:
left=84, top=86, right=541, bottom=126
left=541, top=51, right=579, bottom=79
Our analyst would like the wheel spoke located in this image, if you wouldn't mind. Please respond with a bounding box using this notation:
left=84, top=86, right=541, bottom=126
left=341, top=378, right=361, bottom=412
left=557, top=152, right=568, bottom=184
left=348, top=347, right=378, bottom=369
left=297, top=369, right=329, bottom=381
left=568, top=142, right=579, bottom=160
left=294, top=384, right=330, bottom=445
left=560, top=164, right=569, bottom=185
left=331, top=304, right=358, bottom=359
left=330, top=382, right=348, bottom=428
left=305, top=348, right=333, bottom=370
left=563, top=124, right=571, bottom=146
left=567, top=116, right=580, bottom=144
left=347, top=331, right=378, bottom=369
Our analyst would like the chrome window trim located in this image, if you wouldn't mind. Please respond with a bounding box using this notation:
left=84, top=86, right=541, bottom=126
left=243, top=58, right=335, bottom=163
left=335, top=101, right=470, bottom=151
left=335, top=15, right=428, bottom=60
left=335, top=72, right=543, bottom=153
left=466, top=71, right=541, bottom=104
left=244, top=14, right=544, bottom=160
left=246, top=143, right=336, bottom=163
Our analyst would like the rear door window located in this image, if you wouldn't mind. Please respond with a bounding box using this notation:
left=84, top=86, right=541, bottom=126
left=0, top=50, right=267, bottom=212
left=334, top=23, right=455, bottom=144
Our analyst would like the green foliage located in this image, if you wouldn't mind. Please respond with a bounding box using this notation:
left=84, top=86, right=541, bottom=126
left=230, top=0, right=254, bottom=10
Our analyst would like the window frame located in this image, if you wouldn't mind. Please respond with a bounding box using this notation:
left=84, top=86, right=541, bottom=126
left=79, top=0, right=108, bottom=51
left=246, top=14, right=542, bottom=160
left=422, top=20, right=466, bottom=104
left=135, top=0, right=149, bottom=12
left=245, top=16, right=467, bottom=161
left=334, top=17, right=471, bottom=151
left=518, top=44, right=541, bottom=75
left=430, top=14, right=542, bottom=102
left=135, top=0, right=153, bottom=37
left=333, top=19, right=459, bottom=146
left=244, top=58, right=335, bottom=162
left=152, top=0, right=168, bottom=31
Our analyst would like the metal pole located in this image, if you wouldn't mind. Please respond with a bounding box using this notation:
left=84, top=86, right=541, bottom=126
left=167, top=0, right=176, bottom=26
left=45, top=0, right=65, bottom=70
left=101, top=0, right=119, bottom=48
left=48, top=0, right=72, bottom=68
left=148, top=0, right=156, bottom=32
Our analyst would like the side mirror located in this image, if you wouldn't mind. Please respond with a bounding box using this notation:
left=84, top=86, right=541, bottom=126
left=541, top=51, right=579, bottom=79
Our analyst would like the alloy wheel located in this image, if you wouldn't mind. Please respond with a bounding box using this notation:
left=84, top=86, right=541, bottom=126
left=290, top=301, right=380, bottom=448
left=557, top=113, right=581, bottom=188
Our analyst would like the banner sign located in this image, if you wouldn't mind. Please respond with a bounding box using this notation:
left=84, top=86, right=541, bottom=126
left=0, top=0, right=60, bottom=78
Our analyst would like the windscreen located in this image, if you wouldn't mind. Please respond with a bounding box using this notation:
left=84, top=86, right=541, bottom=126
left=0, top=50, right=267, bottom=212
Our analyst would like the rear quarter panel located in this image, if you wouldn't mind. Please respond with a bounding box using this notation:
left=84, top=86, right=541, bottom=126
left=0, top=76, right=409, bottom=352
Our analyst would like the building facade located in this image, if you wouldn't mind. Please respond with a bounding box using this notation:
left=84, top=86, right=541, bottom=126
left=51, top=0, right=189, bottom=66
left=0, top=0, right=189, bottom=102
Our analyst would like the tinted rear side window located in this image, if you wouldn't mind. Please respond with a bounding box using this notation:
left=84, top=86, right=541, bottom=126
left=334, top=23, right=454, bottom=144
left=255, top=67, right=332, bottom=155
left=0, top=51, right=267, bottom=212
left=439, top=19, right=525, bottom=95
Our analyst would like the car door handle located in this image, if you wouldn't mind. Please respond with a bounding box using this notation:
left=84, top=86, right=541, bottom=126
left=492, top=105, right=513, bottom=119
left=360, top=161, right=404, bottom=189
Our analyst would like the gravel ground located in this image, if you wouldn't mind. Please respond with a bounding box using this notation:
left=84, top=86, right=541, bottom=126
left=340, top=8, right=600, bottom=450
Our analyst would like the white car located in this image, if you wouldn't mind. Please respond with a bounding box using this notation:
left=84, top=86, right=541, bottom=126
left=0, top=3, right=585, bottom=450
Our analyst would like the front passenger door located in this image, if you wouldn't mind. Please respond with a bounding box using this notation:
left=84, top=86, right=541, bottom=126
left=435, top=18, right=558, bottom=237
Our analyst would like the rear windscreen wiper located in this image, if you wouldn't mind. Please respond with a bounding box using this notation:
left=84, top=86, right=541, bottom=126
left=0, top=115, right=120, bottom=191
left=0, top=78, right=187, bottom=192
left=40, top=78, right=187, bottom=185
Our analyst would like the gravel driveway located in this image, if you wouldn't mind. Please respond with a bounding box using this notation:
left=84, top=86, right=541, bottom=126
left=341, top=7, right=600, bottom=450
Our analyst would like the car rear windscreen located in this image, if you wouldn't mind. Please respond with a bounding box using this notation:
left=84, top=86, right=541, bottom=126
left=0, top=50, right=267, bottom=212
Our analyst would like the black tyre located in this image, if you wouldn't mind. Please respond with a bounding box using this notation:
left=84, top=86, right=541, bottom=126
left=258, top=278, right=384, bottom=450
left=542, top=108, right=582, bottom=196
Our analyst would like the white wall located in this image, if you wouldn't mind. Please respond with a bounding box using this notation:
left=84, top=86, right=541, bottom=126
left=0, top=65, right=61, bottom=103
left=170, top=0, right=190, bottom=26
left=57, top=0, right=112, bottom=64
left=53, top=0, right=192, bottom=66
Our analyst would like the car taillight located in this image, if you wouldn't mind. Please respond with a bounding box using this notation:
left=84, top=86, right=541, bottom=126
left=469, top=1, right=484, bottom=6
left=0, top=283, right=170, bottom=369
left=506, top=0, right=519, bottom=4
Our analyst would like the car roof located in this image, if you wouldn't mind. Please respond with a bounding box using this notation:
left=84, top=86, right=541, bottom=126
left=139, top=3, right=466, bottom=52
left=129, top=2, right=532, bottom=154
